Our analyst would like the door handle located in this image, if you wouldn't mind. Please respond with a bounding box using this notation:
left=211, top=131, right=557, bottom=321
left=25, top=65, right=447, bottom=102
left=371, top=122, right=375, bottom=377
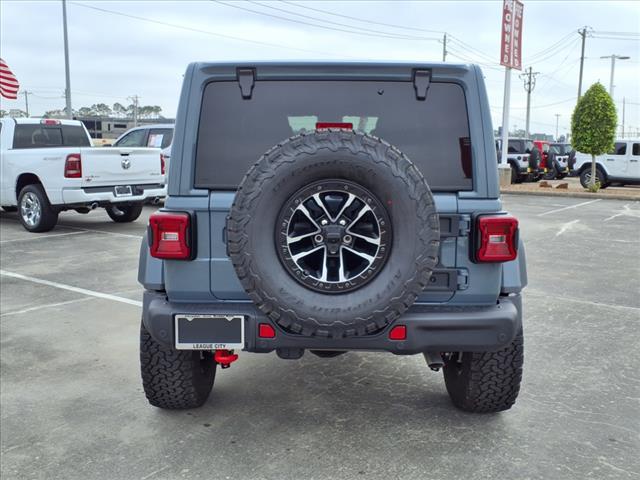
left=630, top=159, right=638, bottom=163
left=606, top=158, right=614, bottom=161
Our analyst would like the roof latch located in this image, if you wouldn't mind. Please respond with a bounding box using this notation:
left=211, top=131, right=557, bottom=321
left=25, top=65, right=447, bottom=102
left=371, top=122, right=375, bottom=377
left=413, top=69, right=431, bottom=101
left=237, top=68, right=256, bottom=100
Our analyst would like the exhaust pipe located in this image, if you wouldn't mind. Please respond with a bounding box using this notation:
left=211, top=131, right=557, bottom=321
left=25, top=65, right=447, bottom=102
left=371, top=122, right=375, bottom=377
left=152, top=197, right=161, bottom=205
left=90, top=202, right=99, bottom=210
left=424, top=351, right=445, bottom=372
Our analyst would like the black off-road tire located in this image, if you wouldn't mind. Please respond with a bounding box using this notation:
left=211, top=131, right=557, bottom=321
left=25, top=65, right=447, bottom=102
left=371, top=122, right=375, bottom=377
left=227, top=130, right=440, bottom=338
left=579, top=167, right=608, bottom=189
left=443, top=330, right=524, bottom=413
left=106, top=204, right=143, bottom=223
left=17, top=184, right=58, bottom=233
left=509, top=163, right=521, bottom=184
left=140, top=321, right=216, bottom=409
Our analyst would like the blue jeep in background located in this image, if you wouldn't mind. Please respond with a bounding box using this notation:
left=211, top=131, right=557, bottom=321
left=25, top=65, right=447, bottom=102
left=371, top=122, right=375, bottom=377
left=138, top=62, right=527, bottom=413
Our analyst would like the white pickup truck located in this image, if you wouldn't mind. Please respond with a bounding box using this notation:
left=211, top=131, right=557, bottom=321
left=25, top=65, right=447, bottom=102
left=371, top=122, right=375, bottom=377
left=0, top=118, right=166, bottom=232
left=573, top=139, right=640, bottom=188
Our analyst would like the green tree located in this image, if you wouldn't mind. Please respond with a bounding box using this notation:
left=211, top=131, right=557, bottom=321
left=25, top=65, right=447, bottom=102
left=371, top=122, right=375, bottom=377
left=571, top=82, right=617, bottom=189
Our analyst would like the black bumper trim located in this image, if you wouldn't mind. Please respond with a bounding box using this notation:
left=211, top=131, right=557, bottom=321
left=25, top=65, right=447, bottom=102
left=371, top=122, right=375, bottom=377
left=142, top=291, right=522, bottom=354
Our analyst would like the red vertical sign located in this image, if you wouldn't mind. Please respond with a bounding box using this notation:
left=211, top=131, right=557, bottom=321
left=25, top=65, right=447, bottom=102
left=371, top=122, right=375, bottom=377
left=500, top=0, right=523, bottom=70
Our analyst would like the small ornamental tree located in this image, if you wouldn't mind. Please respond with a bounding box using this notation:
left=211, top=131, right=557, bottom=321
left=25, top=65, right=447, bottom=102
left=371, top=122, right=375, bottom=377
left=571, top=82, right=617, bottom=189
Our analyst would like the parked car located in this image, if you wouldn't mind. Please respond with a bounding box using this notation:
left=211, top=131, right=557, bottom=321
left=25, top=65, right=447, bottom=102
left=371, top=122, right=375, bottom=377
left=573, top=139, right=640, bottom=188
left=532, top=140, right=553, bottom=178
left=0, top=118, right=166, bottom=232
left=496, top=137, right=541, bottom=183
left=546, top=142, right=572, bottom=180
left=112, top=124, right=174, bottom=182
left=138, top=62, right=527, bottom=414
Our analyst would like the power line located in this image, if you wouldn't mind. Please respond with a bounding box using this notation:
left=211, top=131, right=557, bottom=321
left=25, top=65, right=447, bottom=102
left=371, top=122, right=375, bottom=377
left=246, top=0, right=437, bottom=41
left=212, top=0, right=440, bottom=41
left=279, top=0, right=445, bottom=35
left=70, top=2, right=351, bottom=59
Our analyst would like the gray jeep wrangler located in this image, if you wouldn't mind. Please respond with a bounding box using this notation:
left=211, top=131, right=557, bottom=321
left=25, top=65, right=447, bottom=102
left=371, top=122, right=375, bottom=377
left=138, top=62, right=526, bottom=413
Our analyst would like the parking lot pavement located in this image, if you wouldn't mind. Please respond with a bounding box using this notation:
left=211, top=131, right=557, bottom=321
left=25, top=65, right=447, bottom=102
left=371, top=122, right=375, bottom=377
left=1, top=197, right=639, bottom=480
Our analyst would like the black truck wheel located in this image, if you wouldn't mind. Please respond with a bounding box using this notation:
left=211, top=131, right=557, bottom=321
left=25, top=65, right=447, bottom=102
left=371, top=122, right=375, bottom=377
left=140, top=321, right=216, bottom=409
left=227, top=130, right=440, bottom=338
left=106, top=204, right=143, bottom=223
left=18, top=184, right=58, bottom=232
left=442, top=330, right=524, bottom=413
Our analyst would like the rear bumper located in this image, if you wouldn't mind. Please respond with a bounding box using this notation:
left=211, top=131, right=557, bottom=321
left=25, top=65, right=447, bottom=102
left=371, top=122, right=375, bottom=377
left=59, top=184, right=166, bottom=206
left=142, top=290, right=523, bottom=354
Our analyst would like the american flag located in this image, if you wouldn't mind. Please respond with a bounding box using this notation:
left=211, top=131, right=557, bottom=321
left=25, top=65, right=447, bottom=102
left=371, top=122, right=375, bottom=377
left=0, top=58, right=20, bottom=100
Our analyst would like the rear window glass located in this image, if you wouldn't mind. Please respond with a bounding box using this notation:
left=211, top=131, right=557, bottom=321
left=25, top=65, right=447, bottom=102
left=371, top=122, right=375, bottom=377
left=195, top=81, right=472, bottom=191
left=147, top=128, right=173, bottom=149
left=13, top=124, right=90, bottom=149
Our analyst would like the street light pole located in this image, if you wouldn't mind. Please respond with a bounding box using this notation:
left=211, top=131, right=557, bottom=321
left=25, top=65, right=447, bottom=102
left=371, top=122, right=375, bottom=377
left=600, top=54, right=630, bottom=99
left=62, top=0, right=73, bottom=119
left=555, top=114, right=561, bottom=140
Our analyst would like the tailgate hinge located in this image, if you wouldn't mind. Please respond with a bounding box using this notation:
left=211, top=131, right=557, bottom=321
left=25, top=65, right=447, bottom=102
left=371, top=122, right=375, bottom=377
left=457, top=270, right=469, bottom=290
left=413, top=69, right=431, bottom=101
left=237, top=68, right=256, bottom=99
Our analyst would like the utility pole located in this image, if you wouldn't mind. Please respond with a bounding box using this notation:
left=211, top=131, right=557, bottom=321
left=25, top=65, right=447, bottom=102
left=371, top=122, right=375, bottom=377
left=62, top=0, right=73, bottom=118
left=600, top=54, right=630, bottom=99
left=442, top=33, right=447, bottom=62
left=554, top=114, right=561, bottom=140
left=519, top=66, right=539, bottom=138
left=577, top=27, right=590, bottom=99
left=621, top=97, right=625, bottom=138
left=22, top=91, right=30, bottom=117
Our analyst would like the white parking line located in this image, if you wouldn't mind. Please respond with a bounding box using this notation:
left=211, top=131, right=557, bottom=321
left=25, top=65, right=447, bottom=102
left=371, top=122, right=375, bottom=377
left=0, top=231, right=88, bottom=244
left=1, top=297, right=93, bottom=317
left=0, top=270, right=142, bottom=307
left=537, top=199, right=602, bottom=217
left=0, top=216, right=143, bottom=239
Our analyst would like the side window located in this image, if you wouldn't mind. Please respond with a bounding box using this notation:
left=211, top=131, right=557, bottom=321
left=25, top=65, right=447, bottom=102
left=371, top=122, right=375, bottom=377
left=115, top=129, right=146, bottom=147
left=147, top=129, right=173, bottom=149
left=610, top=142, right=627, bottom=155
left=507, top=140, right=520, bottom=153
left=633, top=143, right=640, bottom=156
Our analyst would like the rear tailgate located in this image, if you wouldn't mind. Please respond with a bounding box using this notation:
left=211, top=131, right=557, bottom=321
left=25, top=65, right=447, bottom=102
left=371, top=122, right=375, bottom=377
left=78, top=147, right=163, bottom=187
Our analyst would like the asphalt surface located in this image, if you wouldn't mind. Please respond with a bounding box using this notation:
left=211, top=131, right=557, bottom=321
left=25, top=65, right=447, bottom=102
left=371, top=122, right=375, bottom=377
left=1, top=195, right=639, bottom=480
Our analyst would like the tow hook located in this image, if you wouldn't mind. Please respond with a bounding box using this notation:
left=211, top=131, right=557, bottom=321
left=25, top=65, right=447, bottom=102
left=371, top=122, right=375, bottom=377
left=214, top=349, right=238, bottom=369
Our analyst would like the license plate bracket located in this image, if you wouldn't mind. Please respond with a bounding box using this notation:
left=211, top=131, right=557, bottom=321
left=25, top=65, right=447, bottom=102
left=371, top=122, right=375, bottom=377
left=175, top=315, right=244, bottom=350
left=114, top=185, right=133, bottom=197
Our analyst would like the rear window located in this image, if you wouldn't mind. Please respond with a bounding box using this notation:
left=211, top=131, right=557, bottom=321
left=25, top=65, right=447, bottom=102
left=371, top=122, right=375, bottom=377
left=13, top=124, right=90, bottom=149
left=195, top=81, right=472, bottom=191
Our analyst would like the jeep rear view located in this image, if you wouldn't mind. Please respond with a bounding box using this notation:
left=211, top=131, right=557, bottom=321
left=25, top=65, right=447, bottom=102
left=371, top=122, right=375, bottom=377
left=138, top=62, right=526, bottom=413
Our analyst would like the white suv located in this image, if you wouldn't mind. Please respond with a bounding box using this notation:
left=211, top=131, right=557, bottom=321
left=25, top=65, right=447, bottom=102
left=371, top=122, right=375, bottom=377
left=573, top=139, right=640, bottom=188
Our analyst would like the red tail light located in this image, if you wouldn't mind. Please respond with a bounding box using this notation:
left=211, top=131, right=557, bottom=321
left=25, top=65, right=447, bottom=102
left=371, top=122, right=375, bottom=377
left=258, top=323, right=276, bottom=338
left=64, top=154, right=82, bottom=178
left=316, top=122, right=353, bottom=130
left=149, top=212, right=192, bottom=260
left=160, top=154, right=166, bottom=176
left=476, top=215, right=518, bottom=262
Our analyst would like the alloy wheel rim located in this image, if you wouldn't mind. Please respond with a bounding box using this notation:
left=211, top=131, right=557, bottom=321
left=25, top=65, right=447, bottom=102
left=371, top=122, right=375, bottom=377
left=276, top=180, right=391, bottom=294
left=20, top=192, right=41, bottom=227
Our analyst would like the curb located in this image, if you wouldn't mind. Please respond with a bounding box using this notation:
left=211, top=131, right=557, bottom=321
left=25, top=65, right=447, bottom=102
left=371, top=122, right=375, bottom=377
left=500, top=189, right=640, bottom=201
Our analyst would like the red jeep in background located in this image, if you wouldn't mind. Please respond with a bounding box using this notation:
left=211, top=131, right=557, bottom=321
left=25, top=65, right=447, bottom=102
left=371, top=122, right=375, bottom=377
left=533, top=140, right=550, bottom=172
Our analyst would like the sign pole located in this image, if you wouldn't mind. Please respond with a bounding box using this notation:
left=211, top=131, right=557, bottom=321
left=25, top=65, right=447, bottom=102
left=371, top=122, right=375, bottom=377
left=500, top=67, right=512, bottom=166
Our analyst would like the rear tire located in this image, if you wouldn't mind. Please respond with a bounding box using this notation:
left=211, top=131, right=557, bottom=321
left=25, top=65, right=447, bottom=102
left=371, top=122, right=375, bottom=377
left=106, top=204, right=143, bottom=223
left=442, top=330, right=523, bottom=413
left=140, top=321, right=216, bottom=409
left=509, top=164, right=521, bottom=184
left=17, top=184, right=58, bottom=232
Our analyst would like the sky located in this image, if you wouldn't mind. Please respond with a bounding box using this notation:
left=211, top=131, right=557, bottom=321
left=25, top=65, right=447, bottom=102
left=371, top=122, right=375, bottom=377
left=1, top=0, right=639, bottom=138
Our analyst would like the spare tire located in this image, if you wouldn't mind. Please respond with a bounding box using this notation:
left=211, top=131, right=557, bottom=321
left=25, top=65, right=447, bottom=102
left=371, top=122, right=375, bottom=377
left=227, top=130, right=439, bottom=338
